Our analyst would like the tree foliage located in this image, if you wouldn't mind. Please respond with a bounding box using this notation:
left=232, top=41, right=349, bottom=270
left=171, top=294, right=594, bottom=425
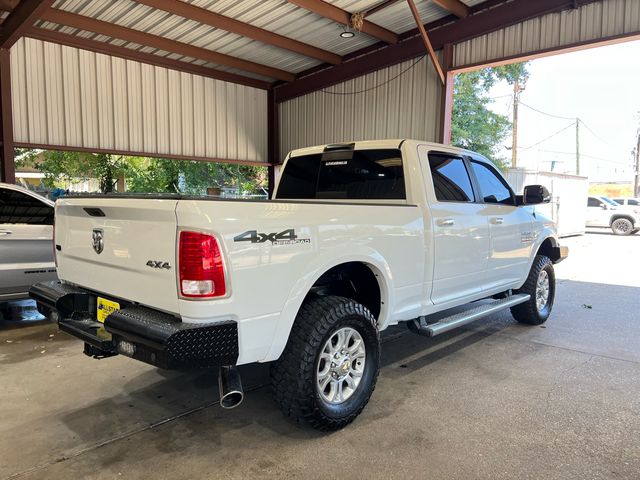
left=492, top=63, right=530, bottom=86
left=27, top=150, right=127, bottom=192
left=23, top=149, right=267, bottom=195
left=451, top=62, right=530, bottom=170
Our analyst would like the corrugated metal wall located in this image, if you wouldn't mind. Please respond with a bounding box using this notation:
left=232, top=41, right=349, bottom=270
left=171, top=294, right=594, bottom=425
left=454, top=0, right=640, bottom=69
left=279, top=55, right=443, bottom=156
left=11, top=37, right=268, bottom=163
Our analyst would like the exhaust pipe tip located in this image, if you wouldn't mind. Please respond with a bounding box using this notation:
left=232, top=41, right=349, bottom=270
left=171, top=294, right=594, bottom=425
left=220, top=390, right=244, bottom=409
left=218, top=365, right=244, bottom=409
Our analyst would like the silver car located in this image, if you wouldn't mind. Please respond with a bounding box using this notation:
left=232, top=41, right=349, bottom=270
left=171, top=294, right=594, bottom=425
left=0, top=183, right=57, bottom=301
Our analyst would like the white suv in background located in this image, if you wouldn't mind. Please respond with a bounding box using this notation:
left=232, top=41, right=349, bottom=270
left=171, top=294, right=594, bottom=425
left=612, top=197, right=640, bottom=212
left=586, top=195, right=640, bottom=235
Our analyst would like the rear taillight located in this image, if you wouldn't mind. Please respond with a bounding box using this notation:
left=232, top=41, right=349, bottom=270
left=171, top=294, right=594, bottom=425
left=178, top=231, right=226, bottom=298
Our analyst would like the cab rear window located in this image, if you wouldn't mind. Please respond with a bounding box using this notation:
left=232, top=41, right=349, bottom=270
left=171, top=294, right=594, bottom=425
left=277, top=149, right=405, bottom=200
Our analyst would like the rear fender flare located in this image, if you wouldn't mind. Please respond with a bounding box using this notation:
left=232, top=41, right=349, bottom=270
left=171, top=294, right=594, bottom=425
left=262, top=248, right=393, bottom=362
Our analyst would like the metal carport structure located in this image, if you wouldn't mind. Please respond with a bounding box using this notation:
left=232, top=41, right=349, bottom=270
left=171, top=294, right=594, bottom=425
left=0, top=0, right=638, bottom=189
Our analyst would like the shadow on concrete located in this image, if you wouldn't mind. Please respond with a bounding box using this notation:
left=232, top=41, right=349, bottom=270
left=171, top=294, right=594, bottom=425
left=51, top=314, right=509, bottom=449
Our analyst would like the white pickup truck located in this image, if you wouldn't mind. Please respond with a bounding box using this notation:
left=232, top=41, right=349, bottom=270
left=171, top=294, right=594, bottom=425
left=32, top=140, right=567, bottom=430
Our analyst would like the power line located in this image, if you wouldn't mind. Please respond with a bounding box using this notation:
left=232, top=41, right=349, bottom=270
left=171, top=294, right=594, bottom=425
left=519, top=102, right=576, bottom=121
left=520, top=122, right=576, bottom=150
left=518, top=147, right=633, bottom=166
left=521, top=102, right=626, bottom=152
left=320, top=55, right=426, bottom=96
left=578, top=119, right=622, bottom=150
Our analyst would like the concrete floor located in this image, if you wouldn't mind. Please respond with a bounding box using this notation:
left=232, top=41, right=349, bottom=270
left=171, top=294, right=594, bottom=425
left=1, top=232, right=639, bottom=479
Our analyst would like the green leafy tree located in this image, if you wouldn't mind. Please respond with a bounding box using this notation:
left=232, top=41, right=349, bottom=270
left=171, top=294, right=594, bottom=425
left=492, top=63, right=530, bottom=86
left=24, top=148, right=267, bottom=195
left=451, top=62, right=530, bottom=170
left=180, top=162, right=267, bottom=195
left=125, top=157, right=181, bottom=193
left=31, top=150, right=127, bottom=192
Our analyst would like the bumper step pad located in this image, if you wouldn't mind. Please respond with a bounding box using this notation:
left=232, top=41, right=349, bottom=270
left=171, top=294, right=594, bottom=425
left=31, top=281, right=238, bottom=370
left=106, top=307, right=238, bottom=369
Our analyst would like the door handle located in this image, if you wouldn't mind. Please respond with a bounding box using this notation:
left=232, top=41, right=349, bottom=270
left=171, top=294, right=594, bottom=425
left=490, top=217, right=504, bottom=225
left=436, top=218, right=455, bottom=227
left=0, top=229, right=12, bottom=236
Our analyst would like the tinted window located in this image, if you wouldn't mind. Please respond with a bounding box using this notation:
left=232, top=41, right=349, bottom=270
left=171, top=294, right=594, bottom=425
left=587, top=197, right=601, bottom=207
left=277, top=149, right=405, bottom=200
left=428, top=154, right=474, bottom=202
left=276, top=154, right=321, bottom=199
left=470, top=161, right=513, bottom=205
left=612, top=198, right=638, bottom=205
left=0, top=188, right=53, bottom=225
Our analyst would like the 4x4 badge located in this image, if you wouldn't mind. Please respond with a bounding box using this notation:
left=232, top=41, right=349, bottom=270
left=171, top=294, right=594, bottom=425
left=234, top=229, right=311, bottom=245
left=146, top=260, right=171, bottom=270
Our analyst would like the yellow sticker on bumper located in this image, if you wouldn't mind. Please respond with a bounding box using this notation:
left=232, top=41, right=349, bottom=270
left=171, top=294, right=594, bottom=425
left=97, top=297, right=120, bottom=323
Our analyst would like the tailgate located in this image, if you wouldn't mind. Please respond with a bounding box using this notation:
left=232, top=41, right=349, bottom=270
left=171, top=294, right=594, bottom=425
left=55, top=198, right=180, bottom=314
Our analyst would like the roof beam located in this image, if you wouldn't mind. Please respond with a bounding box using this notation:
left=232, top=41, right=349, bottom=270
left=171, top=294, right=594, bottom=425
left=14, top=141, right=271, bottom=167
left=40, top=9, right=296, bottom=82
left=407, top=0, right=444, bottom=84
left=135, top=0, right=342, bottom=65
left=432, top=0, right=470, bottom=18
left=0, top=0, right=19, bottom=12
left=26, top=27, right=271, bottom=90
left=0, top=0, right=55, bottom=48
left=275, top=0, right=588, bottom=102
left=285, top=0, right=398, bottom=44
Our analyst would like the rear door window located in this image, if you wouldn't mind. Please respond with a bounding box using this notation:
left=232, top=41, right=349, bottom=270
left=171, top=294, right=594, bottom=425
left=277, top=149, right=405, bottom=200
left=0, top=188, right=54, bottom=225
left=428, top=154, right=475, bottom=202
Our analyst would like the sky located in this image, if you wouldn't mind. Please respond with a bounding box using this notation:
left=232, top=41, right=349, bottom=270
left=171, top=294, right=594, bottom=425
left=486, top=39, right=640, bottom=182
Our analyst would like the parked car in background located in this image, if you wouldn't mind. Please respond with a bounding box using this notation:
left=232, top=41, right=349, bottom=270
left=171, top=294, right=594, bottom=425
left=612, top=197, right=640, bottom=213
left=586, top=195, right=640, bottom=235
left=0, top=183, right=57, bottom=301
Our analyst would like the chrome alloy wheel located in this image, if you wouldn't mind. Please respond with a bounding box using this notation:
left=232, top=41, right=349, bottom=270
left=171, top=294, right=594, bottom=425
left=612, top=219, right=631, bottom=234
left=316, top=327, right=366, bottom=404
left=536, top=269, right=550, bottom=312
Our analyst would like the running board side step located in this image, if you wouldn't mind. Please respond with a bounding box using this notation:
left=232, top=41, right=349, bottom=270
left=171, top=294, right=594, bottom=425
left=409, top=294, right=531, bottom=337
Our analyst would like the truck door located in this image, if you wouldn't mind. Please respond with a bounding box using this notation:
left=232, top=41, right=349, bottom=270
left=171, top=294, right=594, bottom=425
left=419, top=149, right=490, bottom=305
left=0, top=187, right=55, bottom=298
left=586, top=196, right=606, bottom=226
left=467, top=159, right=533, bottom=289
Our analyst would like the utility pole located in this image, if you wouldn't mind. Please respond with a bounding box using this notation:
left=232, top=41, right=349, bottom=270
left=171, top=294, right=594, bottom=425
left=634, top=128, right=640, bottom=197
left=511, top=79, right=520, bottom=168
left=575, top=118, right=580, bottom=176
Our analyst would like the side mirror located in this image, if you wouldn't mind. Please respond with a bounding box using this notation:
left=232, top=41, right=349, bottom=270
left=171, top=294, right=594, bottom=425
left=600, top=203, right=608, bottom=209
left=521, top=185, right=551, bottom=205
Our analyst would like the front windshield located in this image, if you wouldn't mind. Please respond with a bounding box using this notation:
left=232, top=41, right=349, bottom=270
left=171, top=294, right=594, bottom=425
left=601, top=197, right=619, bottom=206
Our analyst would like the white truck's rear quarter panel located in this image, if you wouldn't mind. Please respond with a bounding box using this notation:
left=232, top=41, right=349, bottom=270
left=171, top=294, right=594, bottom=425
left=176, top=199, right=424, bottom=364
